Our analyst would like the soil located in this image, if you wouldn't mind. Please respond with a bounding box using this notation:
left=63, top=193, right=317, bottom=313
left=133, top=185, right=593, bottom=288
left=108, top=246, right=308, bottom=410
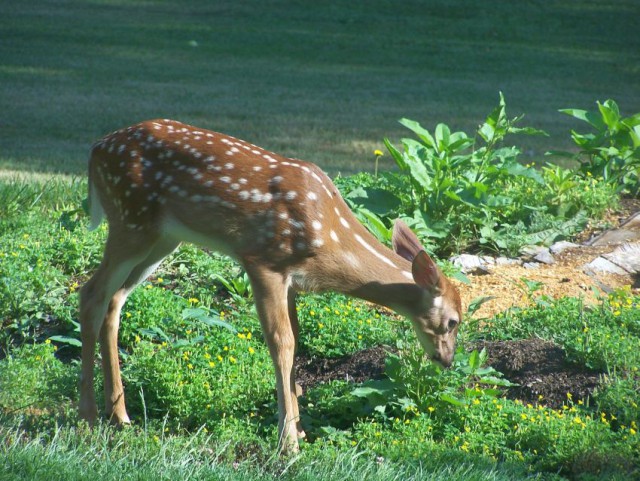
left=295, top=340, right=601, bottom=409
left=294, top=204, right=639, bottom=408
left=296, top=346, right=388, bottom=390
left=471, top=339, right=601, bottom=408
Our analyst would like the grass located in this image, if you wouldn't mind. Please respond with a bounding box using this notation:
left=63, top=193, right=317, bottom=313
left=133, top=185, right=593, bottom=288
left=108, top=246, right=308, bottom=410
left=0, top=424, right=541, bottom=481
left=2, top=0, right=639, bottom=174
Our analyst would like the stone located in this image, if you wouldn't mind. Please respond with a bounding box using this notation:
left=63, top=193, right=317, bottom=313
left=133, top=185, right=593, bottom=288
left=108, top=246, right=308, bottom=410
left=520, top=245, right=549, bottom=259
left=549, top=241, right=580, bottom=255
left=450, top=254, right=493, bottom=274
left=621, top=212, right=640, bottom=229
left=495, top=256, right=522, bottom=266
left=583, top=257, right=629, bottom=276
left=533, top=249, right=555, bottom=265
left=523, top=262, right=541, bottom=269
left=602, top=242, right=640, bottom=274
left=588, top=212, right=640, bottom=247
left=520, top=245, right=555, bottom=264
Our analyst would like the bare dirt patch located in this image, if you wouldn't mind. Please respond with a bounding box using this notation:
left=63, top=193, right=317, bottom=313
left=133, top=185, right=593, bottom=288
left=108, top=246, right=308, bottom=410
left=296, top=346, right=387, bottom=390
left=295, top=340, right=602, bottom=408
left=471, top=338, right=601, bottom=408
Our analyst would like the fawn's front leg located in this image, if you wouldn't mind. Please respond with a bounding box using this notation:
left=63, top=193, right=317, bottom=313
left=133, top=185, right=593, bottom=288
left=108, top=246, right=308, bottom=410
left=248, top=266, right=300, bottom=454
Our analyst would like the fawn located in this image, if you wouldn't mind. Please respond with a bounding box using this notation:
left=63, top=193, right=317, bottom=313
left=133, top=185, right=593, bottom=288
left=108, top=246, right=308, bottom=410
left=79, top=119, right=462, bottom=453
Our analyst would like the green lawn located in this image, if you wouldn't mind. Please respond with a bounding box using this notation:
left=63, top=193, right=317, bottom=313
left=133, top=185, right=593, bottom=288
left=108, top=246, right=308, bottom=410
left=1, top=0, right=639, bottom=174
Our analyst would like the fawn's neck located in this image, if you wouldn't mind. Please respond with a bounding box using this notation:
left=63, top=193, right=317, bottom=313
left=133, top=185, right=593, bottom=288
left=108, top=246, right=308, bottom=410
left=292, top=217, right=426, bottom=317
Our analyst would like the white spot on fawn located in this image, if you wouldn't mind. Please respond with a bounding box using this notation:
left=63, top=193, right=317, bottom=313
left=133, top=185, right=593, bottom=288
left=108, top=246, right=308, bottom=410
left=354, top=234, right=396, bottom=268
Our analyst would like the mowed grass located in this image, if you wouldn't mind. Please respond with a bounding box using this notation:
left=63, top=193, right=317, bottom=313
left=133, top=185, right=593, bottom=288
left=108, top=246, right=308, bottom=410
left=1, top=0, right=639, bottom=174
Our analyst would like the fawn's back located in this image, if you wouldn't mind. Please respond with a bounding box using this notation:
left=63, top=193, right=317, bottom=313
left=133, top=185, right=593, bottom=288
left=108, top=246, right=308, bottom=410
left=89, top=119, right=368, bottom=274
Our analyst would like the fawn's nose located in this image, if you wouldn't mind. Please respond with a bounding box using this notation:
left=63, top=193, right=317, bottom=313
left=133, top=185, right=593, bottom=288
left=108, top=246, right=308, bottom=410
left=432, top=352, right=453, bottom=369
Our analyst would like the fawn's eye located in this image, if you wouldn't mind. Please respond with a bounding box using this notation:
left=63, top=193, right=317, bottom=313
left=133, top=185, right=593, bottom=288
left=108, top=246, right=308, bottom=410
left=447, top=318, right=459, bottom=332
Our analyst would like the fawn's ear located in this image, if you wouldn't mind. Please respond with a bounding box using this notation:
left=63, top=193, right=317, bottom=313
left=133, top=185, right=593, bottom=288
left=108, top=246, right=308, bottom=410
left=392, top=220, right=442, bottom=291
left=412, top=250, right=441, bottom=291
left=392, top=220, right=424, bottom=262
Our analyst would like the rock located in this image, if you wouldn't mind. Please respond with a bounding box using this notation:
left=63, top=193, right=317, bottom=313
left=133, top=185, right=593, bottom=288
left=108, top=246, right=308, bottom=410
left=549, top=241, right=580, bottom=255
left=520, top=245, right=555, bottom=264
left=520, top=245, right=549, bottom=259
left=533, top=249, right=555, bottom=265
left=602, top=242, right=640, bottom=274
left=450, top=254, right=493, bottom=274
left=587, top=212, right=640, bottom=247
left=495, top=257, right=521, bottom=266
left=481, top=256, right=496, bottom=265
left=583, top=257, right=629, bottom=276
left=523, top=262, right=541, bottom=269
left=621, top=212, right=640, bottom=229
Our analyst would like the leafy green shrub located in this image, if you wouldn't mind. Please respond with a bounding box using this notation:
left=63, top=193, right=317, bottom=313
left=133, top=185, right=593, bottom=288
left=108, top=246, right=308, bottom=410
left=552, top=99, right=640, bottom=196
left=381, top=93, right=547, bottom=254
left=351, top=344, right=513, bottom=420
left=342, top=94, right=619, bottom=256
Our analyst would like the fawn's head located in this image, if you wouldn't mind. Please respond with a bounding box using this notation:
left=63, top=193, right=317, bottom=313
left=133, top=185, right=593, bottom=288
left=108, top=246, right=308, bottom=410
left=392, top=221, right=463, bottom=368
